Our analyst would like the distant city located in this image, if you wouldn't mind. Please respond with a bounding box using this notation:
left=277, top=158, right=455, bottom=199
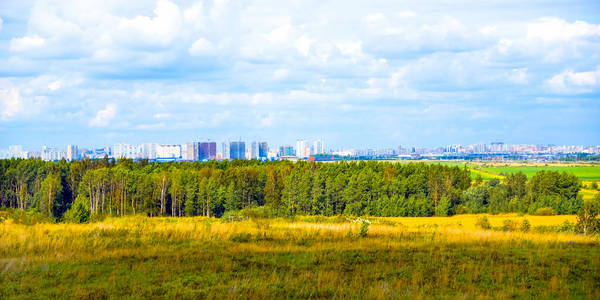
left=1, top=140, right=599, bottom=162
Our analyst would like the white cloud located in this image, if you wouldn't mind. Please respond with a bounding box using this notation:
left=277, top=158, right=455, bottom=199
left=259, top=114, right=273, bottom=127
left=89, top=103, right=117, bottom=127
left=508, top=68, right=529, bottom=84
left=336, top=41, right=363, bottom=57
left=296, top=35, right=313, bottom=56
left=48, top=81, right=62, bottom=91
left=0, top=89, right=23, bottom=121
left=117, top=0, right=182, bottom=47
left=188, top=38, right=216, bottom=56
left=492, top=18, right=600, bottom=63
left=396, top=11, right=416, bottom=18
left=272, top=68, right=289, bottom=80
left=10, top=35, right=46, bottom=52
left=479, top=25, right=497, bottom=36
left=266, top=24, right=292, bottom=44
left=363, top=13, right=386, bottom=25
left=527, top=18, right=600, bottom=42
left=0, top=17, right=3, bottom=31
left=546, top=67, right=600, bottom=94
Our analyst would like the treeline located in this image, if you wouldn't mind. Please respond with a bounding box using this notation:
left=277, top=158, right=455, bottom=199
left=0, top=158, right=584, bottom=221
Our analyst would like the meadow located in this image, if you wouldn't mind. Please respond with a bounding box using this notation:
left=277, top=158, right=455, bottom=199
left=434, top=161, right=600, bottom=181
left=1, top=215, right=599, bottom=299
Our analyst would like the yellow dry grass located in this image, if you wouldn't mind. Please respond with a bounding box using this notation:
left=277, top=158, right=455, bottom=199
left=1, top=215, right=598, bottom=299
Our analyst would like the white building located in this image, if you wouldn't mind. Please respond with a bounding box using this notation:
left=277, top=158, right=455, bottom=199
left=251, top=141, right=259, bottom=159
left=221, top=142, right=230, bottom=159
left=313, top=140, right=324, bottom=154
left=140, top=143, right=157, bottom=159
left=8, top=145, right=26, bottom=159
left=41, top=146, right=66, bottom=161
left=157, top=144, right=181, bottom=160
left=66, top=145, right=79, bottom=161
left=296, top=140, right=310, bottom=158
left=112, top=143, right=137, bottom=159
left=181, top=142, right=197, bottom=161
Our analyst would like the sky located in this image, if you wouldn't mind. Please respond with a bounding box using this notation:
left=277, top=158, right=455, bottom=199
left=0, top=0, right=599, bottom=150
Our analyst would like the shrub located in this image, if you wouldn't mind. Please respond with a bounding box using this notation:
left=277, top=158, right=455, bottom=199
left=591, top=181, right=598, bottom=190
left=557, top=220, right=574, bottom=233
left=454, top=205, right=468, bottom=215
left=534, top=207, right=556, bottom=216
left=502, top=219, right=518, bottom=232
left=63, top=195, right=91, bottom=224
left=435, top=196, right=451, bottom=217
left=520, top=219, right=531, bottom=232
left=221, top=206, right=277, bottom=222
left=1, top=209, right=50, bottom=225
left=350, top=217, right=371, bottom=238
left=358, top=220, right=370, bottom=237
left=221, top=211, right=248, bottom=222
left=475, top=216, right=491, bottom=230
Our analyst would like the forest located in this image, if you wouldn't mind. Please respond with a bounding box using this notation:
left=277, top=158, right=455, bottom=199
left=0, top=158, right=583, bottom=222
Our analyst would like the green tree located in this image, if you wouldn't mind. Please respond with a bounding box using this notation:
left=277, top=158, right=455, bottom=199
left=435, top=196, right=451, bottom=216
left=38, top=173, right=62, bottom=218
left=64, top=194, right=91, bottom=223
left=575, top=195, right=600, bottom=235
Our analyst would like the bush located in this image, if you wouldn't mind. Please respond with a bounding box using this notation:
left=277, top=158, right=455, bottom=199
left=557, top=220, right=574, bottom=233
left=63, top=195, right=91, bottom=224
left=520, top=219, right=531, bottom=232
left=454, top=205, right=468, bottom=215
left=359, top=221, right=370, bottom=237
left=0, top=208, right=51, bottom=225
left=533, top=207, right=556, bottom=216
left=475, top=216, right=491, bottom=230
left=435, top=196, right=451, bottom=217
left=591, top=181, right=598, bottom=190
left=502, top=219, right=518, bottom=232
left=350, top=217, right=370, bottom=238
left=221, top=206, right=277, bottom=222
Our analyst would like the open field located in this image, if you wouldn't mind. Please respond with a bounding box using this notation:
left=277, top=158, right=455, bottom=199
left=426, top=161, right=600, bottom=181
left=1, top=215, right=599, bottom=299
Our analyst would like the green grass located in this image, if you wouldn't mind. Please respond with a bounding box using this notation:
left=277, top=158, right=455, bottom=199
left=480, top=165, right=600, bottom=180
left=428, top=162, right=600, bottom=181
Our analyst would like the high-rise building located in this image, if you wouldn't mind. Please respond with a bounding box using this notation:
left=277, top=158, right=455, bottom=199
left=313, top=140, right=324, bottom=154
left=279, top=145, right=295, bottom=157
left=181, top=143, right=196, bottom=161
left=221, top=142, right=230, bottom=159
left=491, top=142, right=505, bottom=153
left=66, top=145, right=79, bottom=161
left=229, top=141, right=245, bottom=160
left=157, top=144, right=181, bottom=160
left=258, top=142, right=268, bottom=159
left=141, top=143, right=157, bottom=159
left=246, top=145, right=252, bottom=159
left=199, top=142, right=217, bottom=160
left=251, top=141, right=259, bottom=159
left=296, top=140, right=310, bottom=158
left=112, top=143, right=137, bottom=159
left=41, top=146, right=66, bottom=161
left=8, top=145, right=25, bottom=158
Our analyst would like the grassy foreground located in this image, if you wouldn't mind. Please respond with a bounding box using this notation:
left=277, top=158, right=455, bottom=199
left=1, top=215, right=599, bottom=299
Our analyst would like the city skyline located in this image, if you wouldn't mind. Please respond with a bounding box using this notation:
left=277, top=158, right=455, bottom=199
left=2, top=139, right=599, bottom=162
left=1, top=0, right=599, bottom=149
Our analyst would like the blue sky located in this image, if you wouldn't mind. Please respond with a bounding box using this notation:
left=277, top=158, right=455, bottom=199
left=0, top=0, right=599, bottom=150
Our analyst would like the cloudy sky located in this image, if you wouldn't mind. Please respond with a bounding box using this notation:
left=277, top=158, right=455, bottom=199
left=0, top=0, right=599, bottom=150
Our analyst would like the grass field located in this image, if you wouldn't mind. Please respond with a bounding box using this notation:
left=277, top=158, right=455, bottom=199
left=1, top=215, right=599, bottom=299
left=427, top=161, right=600, bottom=181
